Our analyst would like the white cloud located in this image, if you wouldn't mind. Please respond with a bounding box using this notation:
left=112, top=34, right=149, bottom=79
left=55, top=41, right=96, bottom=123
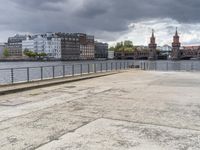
left=108, top=18, right=200, bottom=47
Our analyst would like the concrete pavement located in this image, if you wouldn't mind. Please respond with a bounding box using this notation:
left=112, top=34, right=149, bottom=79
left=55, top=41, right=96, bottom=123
left=0, top=70, right=200, bottom=149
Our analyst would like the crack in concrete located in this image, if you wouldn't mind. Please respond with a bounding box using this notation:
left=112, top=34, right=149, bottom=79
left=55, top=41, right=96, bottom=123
left=33, top=118, right=100, bottom=150
left=103, top=117, right=200, bottom=132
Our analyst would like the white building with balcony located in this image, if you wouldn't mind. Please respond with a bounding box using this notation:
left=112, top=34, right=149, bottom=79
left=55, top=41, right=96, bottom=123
left=22, top=33, right=61, bottom=59
left=44, top=37, right=61, bottom=59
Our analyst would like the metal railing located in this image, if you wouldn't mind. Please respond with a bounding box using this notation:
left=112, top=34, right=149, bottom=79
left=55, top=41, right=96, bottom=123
left=0, top=61, right=135, bottom=85
left=140, top=61, right=200, bottom=72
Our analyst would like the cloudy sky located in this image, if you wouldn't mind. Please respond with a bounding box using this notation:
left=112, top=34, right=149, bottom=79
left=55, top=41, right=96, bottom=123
left=0, top=0, right=200, bottom=46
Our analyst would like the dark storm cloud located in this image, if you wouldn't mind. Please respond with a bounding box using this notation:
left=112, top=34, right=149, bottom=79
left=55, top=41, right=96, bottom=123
left=0, top=0, right=200, bottom=41
left=11, top=0, right=67, bottom=11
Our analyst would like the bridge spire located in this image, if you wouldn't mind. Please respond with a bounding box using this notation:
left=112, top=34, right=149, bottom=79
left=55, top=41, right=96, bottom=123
left=152, top=29, right=155, bottom=37
left=172, top=27, right=181, bottom=60
left=175, top=27, right=178, bottom=36
left=148, top=29, right=157, bottom=60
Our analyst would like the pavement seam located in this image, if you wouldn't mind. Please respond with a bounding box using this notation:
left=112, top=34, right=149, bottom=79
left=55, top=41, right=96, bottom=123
left=103, top=117, right=200, bottom=132
left=33, top=118, right=100, bottom=150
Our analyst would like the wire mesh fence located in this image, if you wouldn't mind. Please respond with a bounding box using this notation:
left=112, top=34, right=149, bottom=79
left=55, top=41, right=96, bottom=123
left=140, top=61, right=200, bottom=72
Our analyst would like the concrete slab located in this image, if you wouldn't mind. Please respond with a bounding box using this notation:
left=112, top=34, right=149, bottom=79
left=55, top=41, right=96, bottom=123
left=0, top=70, right=200, bottom=149
left=37, top=118, right=200, bottom=150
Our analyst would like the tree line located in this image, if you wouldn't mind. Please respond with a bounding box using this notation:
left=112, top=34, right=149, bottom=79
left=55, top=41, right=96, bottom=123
left=2, top=48, right=47, bottom=58
left=109, top=40, right=137, bottom=52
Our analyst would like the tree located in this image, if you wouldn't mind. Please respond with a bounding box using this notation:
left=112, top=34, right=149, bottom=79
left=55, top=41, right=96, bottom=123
left=109, top=46, right=115, bottom=51
left=115, top=42, right=123, bottom=51
left=3, top=48, right=9, bottom=57
left=24, top=50, right=36, bottom=58
left=38, top=52, right=47, bottom=58
left=124, top=40, right=133, bottom=48
left=112, top=40, right=135, bottom=52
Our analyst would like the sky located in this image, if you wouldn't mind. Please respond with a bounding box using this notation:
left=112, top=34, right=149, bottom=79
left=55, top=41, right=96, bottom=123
left=0, top=0, right=200, bottom=46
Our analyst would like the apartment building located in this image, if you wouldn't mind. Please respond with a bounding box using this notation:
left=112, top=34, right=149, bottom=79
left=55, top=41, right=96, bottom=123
left=6, top=34, right=26, bottom=57
left=22, top=32, right=95, bottom=60
left=22, top=33, right=61, bottom=59
left=56, top=33, right=80, bottom=60
left=80, top=34, right=95, bottom=60
left=95, top=42, right=108, bottom=59
left=0, top=43, right=5, bottom=58
left=55, top=33, right=95, bottom=60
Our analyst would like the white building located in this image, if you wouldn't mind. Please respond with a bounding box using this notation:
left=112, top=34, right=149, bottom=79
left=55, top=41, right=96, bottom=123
left=22, top=37, right=36, bottom=52
left=44, top=36, right=61, bottom=59
left=108, top=51, right=114, bottom=59
left=22, top=33, right=61, bottom=59
left=0, top=43, right=5, bottom=58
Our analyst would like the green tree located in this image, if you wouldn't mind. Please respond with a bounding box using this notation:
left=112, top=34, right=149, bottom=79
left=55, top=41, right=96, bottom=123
left=3, top=48, right=9, bottom=57
left=38, top=52, right=47, bottom=58
left=115, top=42, right=123, bottom=51
left=24, top=49, right=37, bottom=58
left=124, top=40, right=133, bottom=48
left=109, top=46, right=115, bottom=51
left=112, top=40, right=135, bottom=52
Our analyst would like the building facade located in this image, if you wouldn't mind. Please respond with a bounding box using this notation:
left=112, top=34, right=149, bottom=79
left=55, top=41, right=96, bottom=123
left=108, top=51, right=114, bottom=59
left=22, top=33, right=61, bottom=59
left=95, top=42, right=108, bottom=59
left=6, top=34, right=26, bottom=57
left=56, top=33, right=80, bottom=60
left=80, top=34, right=95, bottom=60
left=148, top=30, right=157, bottom=60
left=19, top=32, right=95, bottom=60
left=44, top=34, right=61, bottom=59
left=0, top=43, right=5, bottom=58
left=55, top=33, right=95, bottom=60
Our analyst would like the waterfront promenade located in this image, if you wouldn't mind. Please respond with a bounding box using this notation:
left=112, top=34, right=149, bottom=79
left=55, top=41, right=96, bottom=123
left=0, top=70, right=200, bottom=149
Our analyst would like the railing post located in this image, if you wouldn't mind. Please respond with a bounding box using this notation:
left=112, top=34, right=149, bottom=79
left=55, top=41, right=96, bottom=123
left=11, top=68, right=14, bottom=84
left=106, top=62, right=108, bottom=72
left=111, top=62, right=113, bottom=71
left=191, top=62, right=194, bottom=71
left=146, top=62, right=148, bottom=70
left=166, top=62, right=169, bottom=71
left=94, top=64, right=96, bottom=73
left=27, top=67, right=30, bottom=82
left=155, top=61, right=157, bottom=71
left=63, top=65, right=65, bottom=77
left=101, top=63, right=103, bottom=72
left=132, top=61, right=134, bottom=68
left=52, top=66, right=55, bottom=78
left=72, top=64, right=75, bottom=76
left=88, top=64, right=90, bottom=74
left=41, top=66, right=43, bottom=80
left=80, top=64, right=83, bottom=76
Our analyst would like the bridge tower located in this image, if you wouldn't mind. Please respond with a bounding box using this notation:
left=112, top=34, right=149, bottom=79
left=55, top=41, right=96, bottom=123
left=148, top=29, right=157, bottom=60
left=172, top=28, right=181, bottom=60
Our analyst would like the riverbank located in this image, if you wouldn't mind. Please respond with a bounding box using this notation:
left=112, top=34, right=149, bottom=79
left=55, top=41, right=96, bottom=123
left=0, top=70, right=200, bottom=149
left=0, top=58, right=108, bottom=62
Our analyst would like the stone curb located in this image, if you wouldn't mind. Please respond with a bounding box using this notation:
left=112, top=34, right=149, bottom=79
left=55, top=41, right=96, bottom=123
left=0, top=71, right=122, bottom=95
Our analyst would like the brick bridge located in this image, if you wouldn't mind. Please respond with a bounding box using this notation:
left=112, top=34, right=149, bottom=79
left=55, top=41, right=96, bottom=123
left=179, top=49, right=200, bottom=60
